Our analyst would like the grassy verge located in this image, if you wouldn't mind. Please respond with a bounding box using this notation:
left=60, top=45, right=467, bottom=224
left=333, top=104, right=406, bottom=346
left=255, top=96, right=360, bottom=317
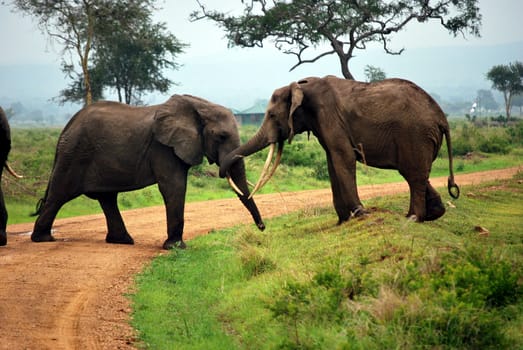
left=131, top=171, right=523, bottom=349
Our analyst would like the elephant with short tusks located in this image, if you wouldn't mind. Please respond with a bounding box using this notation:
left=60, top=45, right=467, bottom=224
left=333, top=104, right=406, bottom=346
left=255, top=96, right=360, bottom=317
left=1, top=107, right=23, bottom=246
left=31, top=95, right=265, bottom=249
left=220, top=75, right=460, bottom=223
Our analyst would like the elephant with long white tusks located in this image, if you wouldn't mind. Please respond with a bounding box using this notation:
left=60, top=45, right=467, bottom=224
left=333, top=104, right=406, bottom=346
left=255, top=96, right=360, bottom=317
left=31, top=95, right=265, bottom=249
left=220, top=75, right=460, bottom=224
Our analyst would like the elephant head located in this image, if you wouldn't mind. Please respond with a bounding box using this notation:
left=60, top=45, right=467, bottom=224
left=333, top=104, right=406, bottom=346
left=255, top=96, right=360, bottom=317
left=219, top=83, right=306, bottom=197
left=153, top=95, right=266, bottom=233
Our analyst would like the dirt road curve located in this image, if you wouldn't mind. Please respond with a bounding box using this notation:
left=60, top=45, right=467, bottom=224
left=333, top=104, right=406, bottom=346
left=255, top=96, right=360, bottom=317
left=0, top=166, right=521, bottom=350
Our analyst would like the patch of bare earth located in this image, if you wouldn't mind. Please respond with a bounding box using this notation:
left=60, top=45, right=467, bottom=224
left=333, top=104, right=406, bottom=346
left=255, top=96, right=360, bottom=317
left=0, top=167, right=521, bottom=349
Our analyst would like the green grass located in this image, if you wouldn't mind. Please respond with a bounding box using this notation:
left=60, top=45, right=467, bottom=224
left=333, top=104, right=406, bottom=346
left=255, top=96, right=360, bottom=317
left=131, top=172, right=523, bottom=349
left=4, top=123, right=523, bottom=224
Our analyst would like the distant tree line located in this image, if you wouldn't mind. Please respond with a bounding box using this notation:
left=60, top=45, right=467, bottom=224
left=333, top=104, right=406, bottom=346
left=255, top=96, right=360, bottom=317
left=9, top=0, right=521, bottom=120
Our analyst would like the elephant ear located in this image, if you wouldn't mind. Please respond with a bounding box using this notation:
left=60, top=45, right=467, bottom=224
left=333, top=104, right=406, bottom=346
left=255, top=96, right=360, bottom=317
left=288, top=82, right=304, bottom=144
left=153, top=101, right=204, bottom=166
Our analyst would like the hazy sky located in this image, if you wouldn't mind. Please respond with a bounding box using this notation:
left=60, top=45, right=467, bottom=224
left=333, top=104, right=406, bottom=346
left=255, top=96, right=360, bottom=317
left=0, top=0, right=522, bottom=109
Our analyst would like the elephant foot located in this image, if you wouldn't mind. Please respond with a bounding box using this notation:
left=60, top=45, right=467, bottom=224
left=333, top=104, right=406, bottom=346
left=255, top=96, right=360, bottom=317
left=163, top=239, right=186, bottom=250
left=106, top=232, right=134, bottom=245
left=0, top=231, right=6, bottom=246
left=425, top=202, right=446, bottom=222
left=31, top=232, right=56, bottom=242
left=352, top=206, right=368, bottom=218
left=336, top=206, right=368, bottom=225
left=406, top=214, right=420, bottom=222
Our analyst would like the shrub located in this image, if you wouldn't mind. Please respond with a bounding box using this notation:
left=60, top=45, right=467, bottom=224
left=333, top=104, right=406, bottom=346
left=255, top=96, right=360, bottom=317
left=507, top=120, right=523, bottom=146
left=478, top=135, right=511, bottom=154
left=452, top=138, right=475, bottom=156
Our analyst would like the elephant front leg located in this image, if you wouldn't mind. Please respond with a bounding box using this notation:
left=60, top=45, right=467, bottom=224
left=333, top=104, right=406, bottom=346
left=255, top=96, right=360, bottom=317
left=158, top=169, right=189, bottom=250
left=161, top=198, right=186, bottom=249
left=326, top=151, right=366, bottom=224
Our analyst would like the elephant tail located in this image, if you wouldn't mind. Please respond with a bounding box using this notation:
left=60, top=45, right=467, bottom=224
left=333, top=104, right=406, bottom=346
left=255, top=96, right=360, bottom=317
left=443, top=126, right=460, bottom=199
left=31, top=183, right=49, bottom=217
left=31, top=197, right=45, bottom=217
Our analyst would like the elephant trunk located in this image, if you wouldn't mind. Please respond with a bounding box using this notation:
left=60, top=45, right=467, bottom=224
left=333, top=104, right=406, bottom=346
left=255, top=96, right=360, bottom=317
left=219, top=126, right=270, bottom=178
left=220, top=125, right=284, bottom=199
left=227, top=157, right=265, bottom=231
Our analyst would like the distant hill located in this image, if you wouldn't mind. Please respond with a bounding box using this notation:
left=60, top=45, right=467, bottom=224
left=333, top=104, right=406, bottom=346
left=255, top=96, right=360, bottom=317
left=1, top=41, right=521, bottom=125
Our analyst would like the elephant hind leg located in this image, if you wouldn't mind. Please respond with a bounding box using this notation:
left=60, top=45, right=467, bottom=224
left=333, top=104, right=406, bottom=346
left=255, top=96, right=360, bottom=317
left=424, top=182, right=445, bottom=221
left=95, top=192, right=134, bottom=245
left=404, top=177, right=428, bottom=222
left=31, top=198, right=66, bottom=242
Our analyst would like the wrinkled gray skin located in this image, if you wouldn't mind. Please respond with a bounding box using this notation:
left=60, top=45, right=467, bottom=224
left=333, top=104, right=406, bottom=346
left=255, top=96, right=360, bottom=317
left=220, top=76, right=459, bottom=223
left=0, top=107, right=11, bottom=246
left=32, top=95, right=265, bottom=249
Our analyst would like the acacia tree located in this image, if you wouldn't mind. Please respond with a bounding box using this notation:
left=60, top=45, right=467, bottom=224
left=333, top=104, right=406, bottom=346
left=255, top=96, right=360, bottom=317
left=486, top=61, right=523, bottom=123
left=11, top=0, right=102, bottom=105
left=94, top=13, right=185, bottom=105
left=11, top=0, right=184, bottom=106
left=192, top=0, right=482, bottom=80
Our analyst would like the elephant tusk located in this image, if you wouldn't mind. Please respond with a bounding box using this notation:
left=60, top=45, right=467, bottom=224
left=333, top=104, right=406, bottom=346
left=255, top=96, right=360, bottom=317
left=4, top=162, right=23, bottom=179
left=226, top=174, right=244, bottom=196
left=250, top=141, right=283, bottom=199
left=261, top=141, right=283, bottom=188
left=249, top=143, right=276, bottom=199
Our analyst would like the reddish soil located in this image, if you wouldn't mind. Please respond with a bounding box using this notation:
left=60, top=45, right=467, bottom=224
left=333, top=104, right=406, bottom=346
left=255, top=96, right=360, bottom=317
left=0, top=166, right=521, bottom=350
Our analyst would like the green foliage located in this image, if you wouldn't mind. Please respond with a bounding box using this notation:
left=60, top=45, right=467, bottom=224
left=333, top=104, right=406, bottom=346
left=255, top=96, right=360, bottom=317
left=88, top=3, right=186, bottom=105
left=478, top=135, right=511, bottom=154
left=364, top=65, right=387, bottom=82
left=507, top=120, right=523, bottom=145
left=131, top=174, right=523, bottom=349
left=449, top=120, right=523, bottom=156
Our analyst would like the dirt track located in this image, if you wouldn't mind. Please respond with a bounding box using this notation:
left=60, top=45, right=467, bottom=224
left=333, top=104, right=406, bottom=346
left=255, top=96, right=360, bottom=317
left=0, top=166, right=521, bottom=349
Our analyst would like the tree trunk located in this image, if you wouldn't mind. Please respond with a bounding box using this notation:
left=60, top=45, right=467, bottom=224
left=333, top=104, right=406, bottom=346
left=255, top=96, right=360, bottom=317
left=81, top=3, right=95, bottom=106
left=330, top=39, right=354, bottom=80
left=82, top=60, right=92, bottom=106
left=339, top=57, right=354, bottom=80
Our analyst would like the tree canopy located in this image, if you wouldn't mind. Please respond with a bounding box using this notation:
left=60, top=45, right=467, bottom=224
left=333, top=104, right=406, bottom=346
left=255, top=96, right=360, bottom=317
left=486, top=61, right=523, bottom=122
left=192, top=0, right=482, bottom=80
left=364, top=65, right=386, bottom=82
left=11, top=0, right=185, bottom=106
